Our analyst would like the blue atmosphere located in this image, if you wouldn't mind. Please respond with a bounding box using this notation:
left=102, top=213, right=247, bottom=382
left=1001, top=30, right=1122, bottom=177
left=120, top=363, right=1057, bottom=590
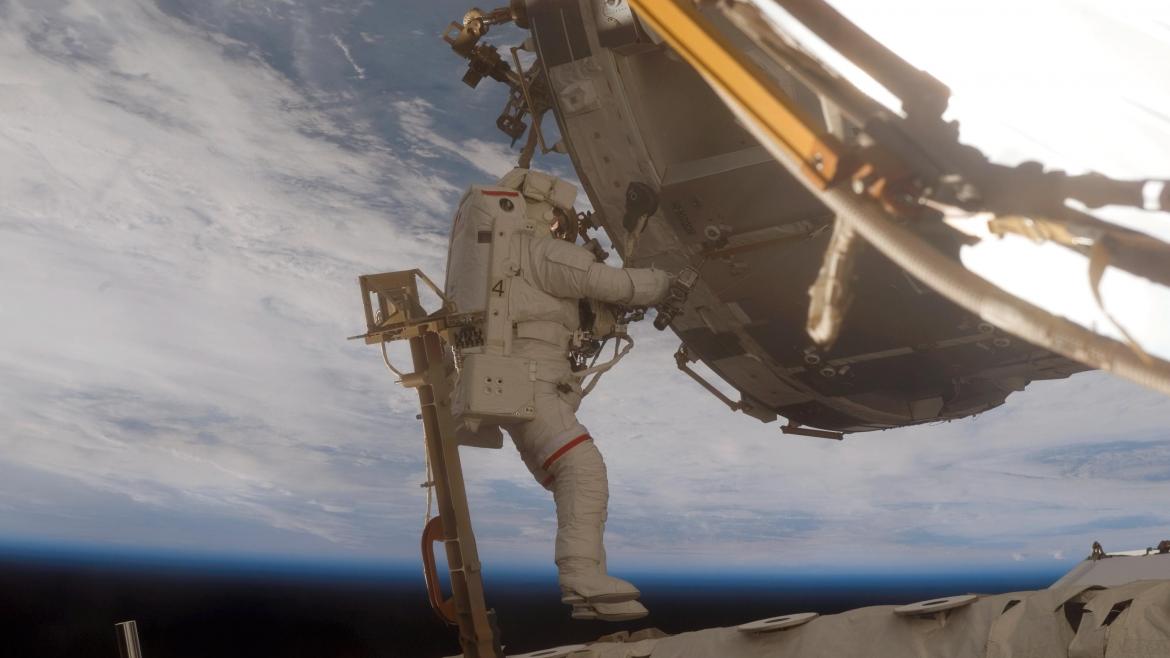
left=0, top=0, right=1167, bottom=601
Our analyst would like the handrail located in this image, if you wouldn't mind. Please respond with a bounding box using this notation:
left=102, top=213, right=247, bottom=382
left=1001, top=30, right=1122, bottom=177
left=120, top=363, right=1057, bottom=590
left=421, top=516, right=458, bottom=625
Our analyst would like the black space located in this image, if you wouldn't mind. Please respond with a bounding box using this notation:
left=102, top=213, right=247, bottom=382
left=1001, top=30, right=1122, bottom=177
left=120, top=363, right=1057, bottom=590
left=0, top=552, right=1064, bottom=658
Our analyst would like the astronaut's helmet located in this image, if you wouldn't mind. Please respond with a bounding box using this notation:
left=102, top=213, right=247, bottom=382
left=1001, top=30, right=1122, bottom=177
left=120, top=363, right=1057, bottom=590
left=496, top=168, right=578, bottom=239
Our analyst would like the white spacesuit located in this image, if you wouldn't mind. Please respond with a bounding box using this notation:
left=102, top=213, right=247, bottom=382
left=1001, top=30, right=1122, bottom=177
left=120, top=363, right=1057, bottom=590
left=444, top=168, right=671, bottom=621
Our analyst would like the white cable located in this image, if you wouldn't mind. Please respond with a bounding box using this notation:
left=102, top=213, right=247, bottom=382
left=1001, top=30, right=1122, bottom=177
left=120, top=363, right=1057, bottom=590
left=380, top=338, right=435, bottom=527
left=380, top=339, right=405, bottom=379
left=577, top=334, right=635, bottom=397
left=423, top=435, right=434, bottom=527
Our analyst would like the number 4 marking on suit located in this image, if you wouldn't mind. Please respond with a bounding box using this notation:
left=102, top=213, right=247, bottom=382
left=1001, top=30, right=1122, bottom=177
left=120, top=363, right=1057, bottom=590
left=491, top=280, right=505, bottom=296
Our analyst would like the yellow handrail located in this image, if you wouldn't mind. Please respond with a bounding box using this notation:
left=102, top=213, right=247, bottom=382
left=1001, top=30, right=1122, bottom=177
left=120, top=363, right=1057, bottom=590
left=627, top=0, right=842, bottom=188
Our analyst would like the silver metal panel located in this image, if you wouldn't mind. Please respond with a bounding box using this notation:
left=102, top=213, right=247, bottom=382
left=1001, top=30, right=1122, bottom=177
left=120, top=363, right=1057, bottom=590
left=529, top=0, right=1081, bottom=432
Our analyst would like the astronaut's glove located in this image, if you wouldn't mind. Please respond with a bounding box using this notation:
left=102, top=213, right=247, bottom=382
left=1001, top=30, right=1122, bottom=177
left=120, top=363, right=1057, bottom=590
left=653, top=266, right=701, bottom=330
left=625, top=268, right=672, bottom=306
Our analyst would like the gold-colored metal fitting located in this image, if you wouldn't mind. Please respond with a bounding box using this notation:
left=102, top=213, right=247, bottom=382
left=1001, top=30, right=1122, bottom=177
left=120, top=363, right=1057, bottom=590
left=351, top=269, right=475, bottom=345
left=627, top=0, right=842, bottom=189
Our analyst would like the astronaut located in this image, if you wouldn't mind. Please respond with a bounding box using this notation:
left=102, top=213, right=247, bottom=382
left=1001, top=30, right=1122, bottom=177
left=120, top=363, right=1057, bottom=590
left=444, top=168, right=671, bottom=621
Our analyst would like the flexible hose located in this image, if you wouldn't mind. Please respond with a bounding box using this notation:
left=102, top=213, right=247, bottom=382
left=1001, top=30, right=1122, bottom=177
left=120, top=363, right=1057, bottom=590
left=577, top=334, right=635, bottom=397
left=806, top=181, right=1170, bottom=396
left=655, top=0, right=1170, bottom=395
left=381, top=339, right=434, bottom=526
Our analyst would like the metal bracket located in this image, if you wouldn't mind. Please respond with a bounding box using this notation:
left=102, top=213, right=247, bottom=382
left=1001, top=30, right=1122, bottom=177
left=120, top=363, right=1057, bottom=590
left=350, top=269, right=482, bottom=346
left=781, top=421, right=845, bottom=441
left=674, top=344, right=744, bottom=412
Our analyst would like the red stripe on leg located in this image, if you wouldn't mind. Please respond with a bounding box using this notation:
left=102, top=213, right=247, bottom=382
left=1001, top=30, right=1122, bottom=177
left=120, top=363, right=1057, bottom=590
left=541, top=434, right=591, bottom=471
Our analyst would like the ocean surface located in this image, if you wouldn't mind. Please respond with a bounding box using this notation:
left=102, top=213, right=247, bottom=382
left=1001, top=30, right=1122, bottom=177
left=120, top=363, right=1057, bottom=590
left=0, top=544, right=1069, bottom=658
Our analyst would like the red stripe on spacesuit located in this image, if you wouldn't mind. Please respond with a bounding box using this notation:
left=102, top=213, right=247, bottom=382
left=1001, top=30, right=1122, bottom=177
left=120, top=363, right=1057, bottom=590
left=481, top=190, right=520, bottom=197
left=541, top=475, right=555, bottom=487
left=541, top=434, right=591, bottom=471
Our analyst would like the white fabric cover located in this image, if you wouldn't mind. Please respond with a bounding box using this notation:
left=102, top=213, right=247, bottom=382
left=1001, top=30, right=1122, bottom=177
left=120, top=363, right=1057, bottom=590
left=497, top=167, right=577, bottom=212
left=1052, top=553, right=1170, bottom=589
left=625, top=267, right=672, bottom=306
left=510, top=237, right=584, bottom=337
left=547, top=440, right=608, bottom=564
left=519, top=168, right=579, bottom=211
left=985, top=584, right=1095, bottom=658
left=503, top=210, right=671, bottom=348
left=1068, top=580, right=1170, bottom=658
left=567, top=580, right=1170, bottom=658
left=505, top=360, right=589, bottom=478
left=521, top=237, right=670, bottom=323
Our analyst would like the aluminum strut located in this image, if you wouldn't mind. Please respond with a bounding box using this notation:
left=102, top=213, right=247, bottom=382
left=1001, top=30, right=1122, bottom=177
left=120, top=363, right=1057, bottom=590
left=351, top=270, right=503, bottom=658
left=409, top=330, right=502, bottom=658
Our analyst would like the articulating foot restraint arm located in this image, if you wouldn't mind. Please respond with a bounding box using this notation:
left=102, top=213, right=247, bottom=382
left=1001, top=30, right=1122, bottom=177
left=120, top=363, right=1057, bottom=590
left=350, top=271, right=504, bottom=658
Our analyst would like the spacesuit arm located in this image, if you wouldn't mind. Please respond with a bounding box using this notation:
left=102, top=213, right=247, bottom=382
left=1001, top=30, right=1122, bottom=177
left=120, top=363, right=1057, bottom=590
left=530, top=238, right=671, bottom=306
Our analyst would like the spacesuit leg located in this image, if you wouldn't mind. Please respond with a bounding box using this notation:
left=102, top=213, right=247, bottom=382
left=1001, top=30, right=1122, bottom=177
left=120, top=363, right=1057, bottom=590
left=548, top=441, right=638, bottom=602
left=505, top=380, right=641, bottom=608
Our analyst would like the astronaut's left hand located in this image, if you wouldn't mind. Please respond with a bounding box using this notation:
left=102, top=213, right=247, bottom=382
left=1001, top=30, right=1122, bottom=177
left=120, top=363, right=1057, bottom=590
left=653, top=266, right=701, bottom=330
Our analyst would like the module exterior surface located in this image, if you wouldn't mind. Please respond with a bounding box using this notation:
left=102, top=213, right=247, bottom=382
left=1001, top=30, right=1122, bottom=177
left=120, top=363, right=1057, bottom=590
left=524, top=0, right=1084, bottom=432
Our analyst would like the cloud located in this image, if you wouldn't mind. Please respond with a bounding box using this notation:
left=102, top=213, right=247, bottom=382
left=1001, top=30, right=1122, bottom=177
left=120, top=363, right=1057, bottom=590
left=2, top=0, right=1169, bottom=576
left=392, top=97, right=521, bottom=178
left=0, top=0, right=452, bottom=556
left=1027, top=441, right=1170, bottom=482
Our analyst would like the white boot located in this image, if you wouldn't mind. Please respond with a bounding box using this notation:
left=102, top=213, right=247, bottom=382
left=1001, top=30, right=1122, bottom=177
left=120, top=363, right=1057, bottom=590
left=570, top=599, right=649, bottom=622
left=558, top=557, right=640, bottom=604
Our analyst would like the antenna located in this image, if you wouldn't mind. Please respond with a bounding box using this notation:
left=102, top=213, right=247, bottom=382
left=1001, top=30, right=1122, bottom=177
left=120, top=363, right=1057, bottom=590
left=114, top=620, right=144, bottom=658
